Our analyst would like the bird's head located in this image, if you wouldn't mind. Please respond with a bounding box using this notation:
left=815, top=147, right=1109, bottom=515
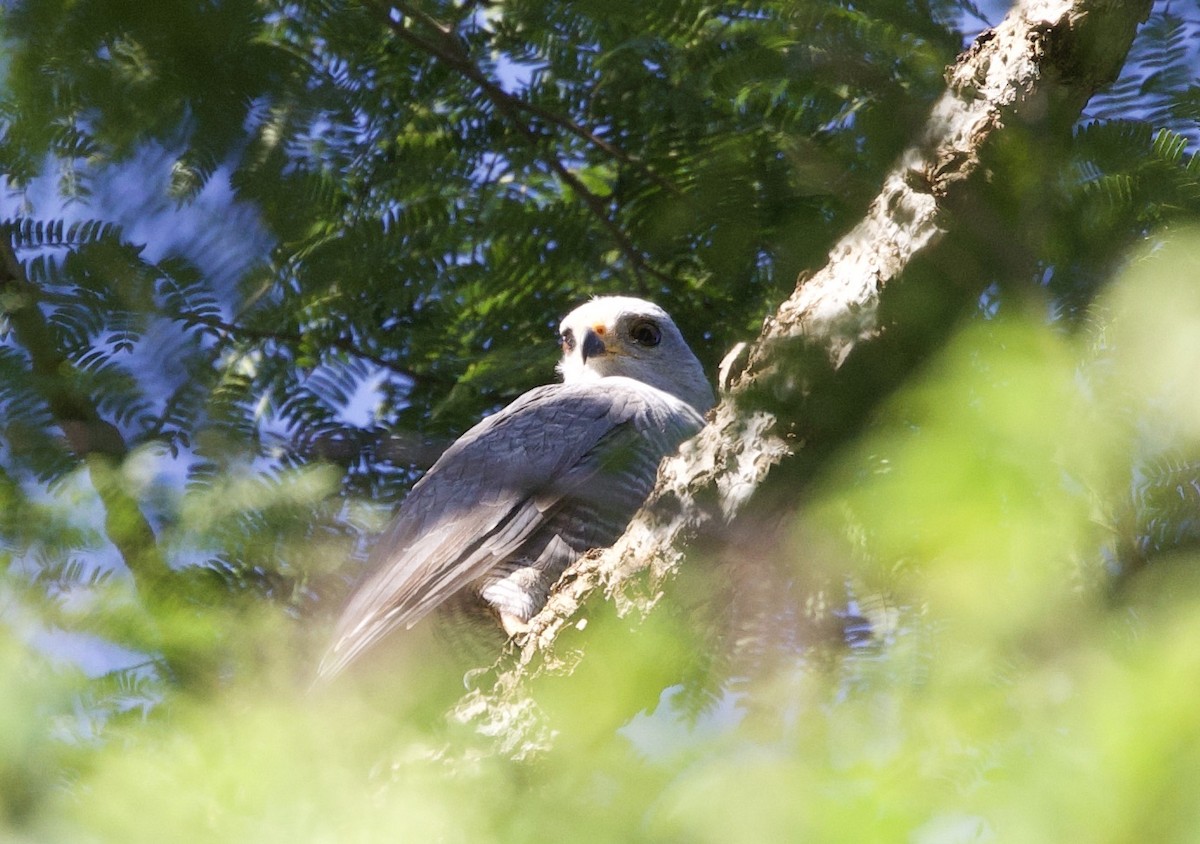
left=556, top=296, right=715, bottom=414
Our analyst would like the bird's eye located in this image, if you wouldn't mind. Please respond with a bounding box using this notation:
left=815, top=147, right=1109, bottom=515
left=629, top=319, right=661, bottom=347
left=560, top=328, right=576, bottom=354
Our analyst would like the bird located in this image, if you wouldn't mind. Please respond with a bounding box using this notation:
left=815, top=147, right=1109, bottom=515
left=319, top=296, right=714, bottom=679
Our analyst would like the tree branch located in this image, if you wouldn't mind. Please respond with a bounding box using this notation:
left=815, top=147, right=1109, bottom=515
left=0, top=240, right=206, bottom=684
left=178, top=309, right=436, bottom=383
left=366, top=0, right=675, bottom=290
left=449, top=0, right=1155, bottom=756
left=374, top=0, right=676, bottom=192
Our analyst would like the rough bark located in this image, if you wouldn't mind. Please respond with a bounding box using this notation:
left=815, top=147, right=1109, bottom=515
left=449, top=0, right=1154, bottom=756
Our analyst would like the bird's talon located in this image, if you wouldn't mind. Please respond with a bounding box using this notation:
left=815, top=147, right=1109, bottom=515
left=500, top=613, right=532, bottom=639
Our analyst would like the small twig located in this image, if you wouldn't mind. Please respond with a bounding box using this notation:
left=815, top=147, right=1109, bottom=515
left=368, top=0, right=672, bottom=290
left=525, top=132, right=670, bottom=292
left=178, top=311, right=433, bottom=382
left=380, top=0, right=677, bottom=194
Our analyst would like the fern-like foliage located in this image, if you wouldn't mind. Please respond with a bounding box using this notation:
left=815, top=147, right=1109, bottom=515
left=1134, top=454, right=1200, bottom=558
left=1107, top=452, right=1200, bottom=587
left=1087, top=7, right=1200, bottom=146
left=1037, top=120, right=1200, bottom=320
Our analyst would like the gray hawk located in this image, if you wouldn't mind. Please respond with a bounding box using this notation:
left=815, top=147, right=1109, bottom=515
left=319, top=296, right=714, bottom=679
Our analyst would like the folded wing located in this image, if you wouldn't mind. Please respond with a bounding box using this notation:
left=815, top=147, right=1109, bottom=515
left=319, top=379, right=703, bottom=678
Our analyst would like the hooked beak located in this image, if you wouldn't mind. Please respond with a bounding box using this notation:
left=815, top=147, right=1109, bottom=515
left=580, top=329, right=606, bottom=363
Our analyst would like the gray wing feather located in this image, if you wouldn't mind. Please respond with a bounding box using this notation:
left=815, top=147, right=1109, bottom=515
left=321, top=380, right=702, bottom=677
